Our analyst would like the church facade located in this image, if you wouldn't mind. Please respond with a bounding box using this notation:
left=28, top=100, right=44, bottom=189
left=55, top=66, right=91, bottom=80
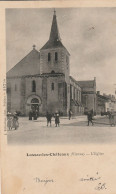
left=7, top=11, right=96, bottom=116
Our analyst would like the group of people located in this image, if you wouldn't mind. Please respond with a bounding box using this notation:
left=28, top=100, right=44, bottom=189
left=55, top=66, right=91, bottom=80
left=46, top=112, right=60, bottom=127
left=28, top=110, right=60, bottom=127
left=7, top=112, right=19, bottom=130
left=68, top=109, right=94, bottom=126
left=7, top=109, right=116, bottom=130
left=29, top=110, right=39, bottom=120
left=86, top=110, right=116, bottom=126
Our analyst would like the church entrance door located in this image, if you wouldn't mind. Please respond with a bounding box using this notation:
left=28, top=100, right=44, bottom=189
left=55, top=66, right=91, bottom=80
left=31, top=104, right=39, bottom=112
left=31, top=98, right=40, bottom=115
left=26, top=95, right=42, bottom=116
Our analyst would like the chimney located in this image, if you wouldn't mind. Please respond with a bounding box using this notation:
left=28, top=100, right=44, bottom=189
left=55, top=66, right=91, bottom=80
left=97, top=91, right=100, bottom=95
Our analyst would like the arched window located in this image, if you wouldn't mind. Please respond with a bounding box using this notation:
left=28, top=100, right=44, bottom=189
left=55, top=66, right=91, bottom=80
left=31, top=98, right=39, bottom=103
left=51, top=83, right=54, bottom=91
left=51, top=70, right=55, bottom=74
left=32, top=80, right=36, bottom=92
left=48, top=53, right=51, bottom=62
left=55, top=52, right=58, bottom=61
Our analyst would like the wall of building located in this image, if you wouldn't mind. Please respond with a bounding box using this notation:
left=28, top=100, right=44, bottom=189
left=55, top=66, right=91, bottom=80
left=80, top=79, right=97, bottom=113
left=70, top=78, right=84, bottom=115
left=7, top=75, right=68, bottom=116
left=40, top=48, right=70, bottom=77
left=96, top=95, right=106, bottom=114
left=39, top=46, right=70, bottom=115
left=46, top=76, right=67, bottom=114
left=105, top=101, right=116, bottom=112
left=82, top=93, right=96, bottom=113
left=7, top=78, right=22, bottom=113
left=25, top=77, right=43, bottom=115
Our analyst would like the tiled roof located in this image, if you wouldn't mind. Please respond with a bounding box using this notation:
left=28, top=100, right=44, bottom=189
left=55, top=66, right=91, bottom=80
left=70, top=76, right=77, bottom=83
left=7, top=73, right=64, bottom=79
left=97, top=94, right=109, bottom=101
left=40, top=39, right=66, bottom=50
left=7, top=48, right=40, bottom=77
left=70, top=76, right=81, bottom=88
left=78, top=80, right=95, bottom=88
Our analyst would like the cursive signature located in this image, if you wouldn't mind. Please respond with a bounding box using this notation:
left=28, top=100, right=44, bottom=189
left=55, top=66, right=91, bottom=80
left=95, top=182, right=107, bottom=190
left=34, top=177, right=54, bottom=185
left=80, top=172, right=101, bottom=182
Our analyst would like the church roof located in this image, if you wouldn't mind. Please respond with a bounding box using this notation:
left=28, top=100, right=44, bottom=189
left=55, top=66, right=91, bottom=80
left=7, top=72, right=64, bottom=79
left=49, top=10, right=61, bottom=43
left=78, top=80, right=95, bottom=88
left=7, top=47, right=40, bottom=77
left=40, top=10, right=70, bottom=54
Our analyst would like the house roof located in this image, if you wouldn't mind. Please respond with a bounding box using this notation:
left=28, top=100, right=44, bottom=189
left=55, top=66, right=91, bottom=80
left=97, top=94, right=109, bottom=101
left=7, top=47, right=40, bottom=77
left=78, top=80, right=95, bottom=88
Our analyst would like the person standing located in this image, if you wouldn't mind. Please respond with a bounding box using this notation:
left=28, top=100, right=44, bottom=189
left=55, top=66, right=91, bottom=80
left=87, top=111, right=94, bottom=126
left=12, top=112, right=19, bottom=130
left=54, top=112, right=60, bottom=127
left=29, top=110, right=33, bottom=120
left=69, top=109, right=72, bottom=120
left=46, top=112, right=52, bottom=126
left=35, top=109, right=39, bottom=119
left=109, top=111, right=115, bottom=126
left=7, top=112, right=13, bottom=130
left=33, top=110, right=37, bottom=120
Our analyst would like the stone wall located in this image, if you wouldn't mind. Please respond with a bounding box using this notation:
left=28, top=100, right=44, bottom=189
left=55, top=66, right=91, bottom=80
left=40, top=48, right=70, bottom=78
left=82, top=93, right=96, bottom=112
left=7, top=75, right=68, bottom=116
left=7, top=78, right=22, bottom=113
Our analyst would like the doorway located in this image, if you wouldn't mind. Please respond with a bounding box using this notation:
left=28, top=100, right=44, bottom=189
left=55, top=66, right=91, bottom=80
left=31, top=98, right=39, bottom=115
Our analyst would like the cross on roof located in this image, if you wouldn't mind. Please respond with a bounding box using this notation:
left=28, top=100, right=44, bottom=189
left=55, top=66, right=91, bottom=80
left=33, top=45, right=36, bottom=49
left=54, top=8, right=56, bottom=15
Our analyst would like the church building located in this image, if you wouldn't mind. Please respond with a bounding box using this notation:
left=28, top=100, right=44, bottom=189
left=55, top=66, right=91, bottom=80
left=7, top=11, right=96, bottom=116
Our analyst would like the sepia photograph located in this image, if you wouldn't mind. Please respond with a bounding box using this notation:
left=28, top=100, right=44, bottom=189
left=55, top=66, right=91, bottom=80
left=6, top=8, right=116, bottom=145
left=1, top=3, right=116, bottom=194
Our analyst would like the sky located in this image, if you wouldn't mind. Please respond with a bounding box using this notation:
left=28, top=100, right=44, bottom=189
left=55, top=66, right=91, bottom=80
left=6, top=8, right=116, bottom=95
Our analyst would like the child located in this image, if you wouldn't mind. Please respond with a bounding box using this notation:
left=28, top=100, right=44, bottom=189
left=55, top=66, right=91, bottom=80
left=54, top=113, right=60, bottom=127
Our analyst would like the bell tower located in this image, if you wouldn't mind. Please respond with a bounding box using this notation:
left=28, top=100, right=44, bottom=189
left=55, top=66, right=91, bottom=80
left=40, top=10, right=70, bottom=79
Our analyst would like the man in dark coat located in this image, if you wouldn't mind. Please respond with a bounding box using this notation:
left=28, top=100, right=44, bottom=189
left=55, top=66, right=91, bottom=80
left=33, top=110, right=37, bottom=120
left=87, top=111, right=94, bottom=126
left=46, top=112, right=52, bottom=126
left=29, top=110, right=33, bottom=120
left=69, top=109, right=72, bottom=120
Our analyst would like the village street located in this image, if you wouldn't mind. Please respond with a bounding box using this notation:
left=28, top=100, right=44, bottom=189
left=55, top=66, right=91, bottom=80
left=6, top=115, right=116, bottom=145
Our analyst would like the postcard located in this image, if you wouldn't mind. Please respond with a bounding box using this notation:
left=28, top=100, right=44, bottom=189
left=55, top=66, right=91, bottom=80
left=1, top=1, right=116, bottom=194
